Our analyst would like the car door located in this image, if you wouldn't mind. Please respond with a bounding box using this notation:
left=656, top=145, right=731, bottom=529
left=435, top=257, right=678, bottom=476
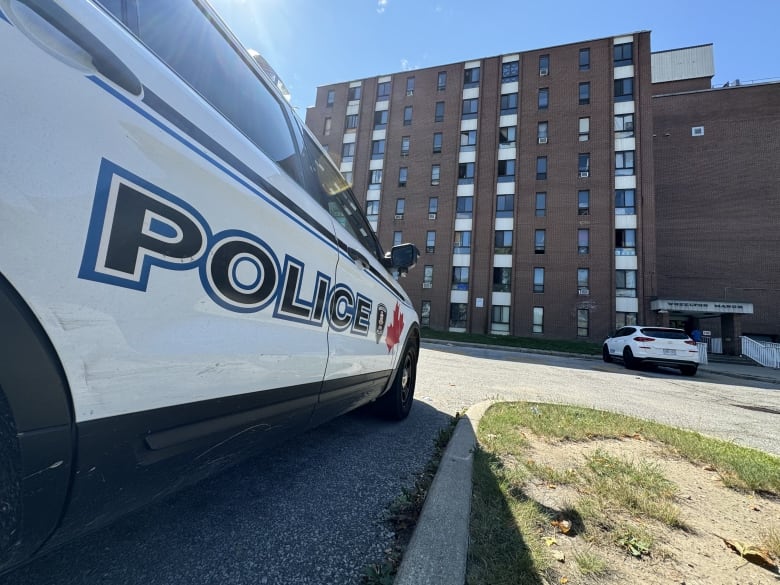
left=607, top=327, right=632, bottom=356
left=1, top=0, right=339, bottom=538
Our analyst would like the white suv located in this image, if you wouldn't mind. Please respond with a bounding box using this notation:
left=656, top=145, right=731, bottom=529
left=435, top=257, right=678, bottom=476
left=603, top=326, right=700, bottom=376
left=0, top=0, right=419, bottom=573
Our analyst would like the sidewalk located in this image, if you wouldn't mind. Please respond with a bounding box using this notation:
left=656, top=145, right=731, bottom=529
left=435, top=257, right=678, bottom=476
left=395, top=344, right=779, bottom=585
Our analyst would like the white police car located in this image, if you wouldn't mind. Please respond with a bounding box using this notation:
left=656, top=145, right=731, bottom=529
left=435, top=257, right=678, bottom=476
left=0, top=0, right=420, bottom=573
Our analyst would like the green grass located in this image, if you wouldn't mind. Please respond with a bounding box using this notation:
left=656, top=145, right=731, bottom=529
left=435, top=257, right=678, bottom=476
left=468, top=401, right=780, bottom=585
left=421, top=328, right=602, bottom=356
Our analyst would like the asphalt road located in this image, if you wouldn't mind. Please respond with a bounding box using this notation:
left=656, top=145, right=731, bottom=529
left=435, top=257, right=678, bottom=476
left=3, top=344, right=779, bottom=585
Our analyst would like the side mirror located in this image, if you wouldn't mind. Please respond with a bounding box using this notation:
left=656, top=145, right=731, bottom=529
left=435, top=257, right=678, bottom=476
left=387, top=243, right=419, bottom=276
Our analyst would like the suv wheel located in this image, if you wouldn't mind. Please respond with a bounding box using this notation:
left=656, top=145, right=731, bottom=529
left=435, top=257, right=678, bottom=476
left=623, top=347, right=637, bottom=370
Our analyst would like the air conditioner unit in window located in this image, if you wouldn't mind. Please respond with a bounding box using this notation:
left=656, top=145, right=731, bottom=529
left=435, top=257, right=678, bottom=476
left=400, top=152, right=409, bottom=157
left=538, top=137, right=548, bottom=144
left=539, top=67, right=549, bottom=76
left=394, top=214, right=404, bottom=220
left=428, top=213, right=437, bottom=220
left=578, top=287, right=590, bottom=295
left=407, top=89, right=414, bottom=96
left=422, top=282, right=433, bottom=289
left=579, top=171, right=590, bottom=178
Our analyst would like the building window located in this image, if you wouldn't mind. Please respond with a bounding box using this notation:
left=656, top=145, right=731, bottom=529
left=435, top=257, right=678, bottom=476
left=326, top=89, right=335, bottom=106
left=462, top=98, right=479, bottom=119
left=428, top=197, right=438, bottom=217
left=494, top=230, right=512, bottom=254
left=452, top=267, right=469, bottom=290
left=579, top=48, right=590, bottom=71
left=491, top=305, right=510, bottom=333
left=398, top=167, right=408, bottom=187
left=454, top=231, right=471, bottom=254
left=536, top=156, right=548, bottom=180
left=403, top=105, right=413, bottom=125
left=615, top=150, right=635, bottom=176
left=371, top=139, right=385, bottom=159
left=341, top=170, right=351, bottom=184
left=406, top=76, right=415, bottom=96
left=421, top=300, right=431, bottom=327
left=615, top=229, right=636, bottom=255
left=502, top=61, right=519, bottom=83
left=615, top=189, right=635, bottom=214
left=578, top=190, right=590, bottom=215
left=400, top=135, right=410, bottom=156
left=579, top=82, right=590, bottom=105
left=377, top=81, right=391, bottom=100
left=500, top=93, right=518, bottom=114
left=499, top=126, right=516, bottom=148
left=460, top=129, right=477, bottom=151
left=456, top=196, right=473, bottom=219
left=431, top=164, right=441, bottom=185
left=423, top=265, right=434, bottom=286
left=348, top=86, right=361, bottom=101
left=341, top=142, right=355, bottom=162
left=534, top=229, right=545, bottom=254
left=395, top=198, right=405, bottom=218
left=464, top=66, right=480, bottom=88
left=426, top=230, right=436, bottom=253
left=345, top=114, right=358, bottom=129
left=437, top=71, right=447, bottom=91
left=614, top=42, right=633, bottom=67
left=450, top=303, right=467, bottom=328
left=579, top=117, right=590, bottom=141
left=533, top=307, right=544, bottom=334
left=497, top=159, right=515, bottom=182
left=369, top=169, right=383, bottom=189
left=535, top=192, right=546, bottom=217
left=578, top=153, right=590, bottom=176
left=493, top=267, right=512, bottom=292
left=578, top=268, right=590, bottom=289
left=323, top=117, right=332, bottom=136
left=537, top=121, right=549, bottom=143
left=366, top=200, right=379, bottom=222
left=615, top=113, right=634, bottom=138
left=434, top=101, right=445, bottom=122
left=614, top=78, right=634, bottom=102
left=539, top=54, right=550, bottom=76
left=577, top=309, right=589, bottom=337
left=432, top=132, right=443, bottom=153
left=374, top=110, right=388, bottom=129
left=616, top=312, right=638, bottom=330
left=533, top=267, right=545, bottom=293
left=616, top=269, right=637, bottom=297
left=578, top=228, right=590, bottom=254
left=538, top=87, right=549, bottom=110
left=393, top=230, right=402, bottom=246
left=458, top=162, right=475, bottom=185
left=496, top=194, right=514, bottom=218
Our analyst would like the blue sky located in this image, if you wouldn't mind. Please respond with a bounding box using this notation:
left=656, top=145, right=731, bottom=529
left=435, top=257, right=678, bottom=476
left=210, top=0, right=779, bottom=113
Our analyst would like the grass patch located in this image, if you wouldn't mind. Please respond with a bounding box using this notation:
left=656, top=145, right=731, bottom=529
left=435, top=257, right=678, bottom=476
left=468, top=402, right=780, bottom=584
left=421, top=328, right=602, bottom=356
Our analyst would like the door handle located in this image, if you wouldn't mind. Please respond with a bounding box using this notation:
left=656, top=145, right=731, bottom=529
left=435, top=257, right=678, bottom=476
left=16, top=0, right=142, bottom=95
left=347, top=247, right=371, bottom=270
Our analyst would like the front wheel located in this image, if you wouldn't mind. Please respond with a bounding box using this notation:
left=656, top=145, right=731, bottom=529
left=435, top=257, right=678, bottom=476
left=375, top=343, right=417, bottom=421
left=623, top=347, right=637, bottom=370
left=602, top=345, right=612, bottom=363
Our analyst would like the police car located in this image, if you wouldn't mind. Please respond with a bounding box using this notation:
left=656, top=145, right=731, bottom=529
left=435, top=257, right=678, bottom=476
left=0, top=0, right=420, bottom=573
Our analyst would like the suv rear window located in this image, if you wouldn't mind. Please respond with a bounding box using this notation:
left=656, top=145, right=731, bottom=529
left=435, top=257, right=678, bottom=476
left=640, top=328, right=689, bottom=340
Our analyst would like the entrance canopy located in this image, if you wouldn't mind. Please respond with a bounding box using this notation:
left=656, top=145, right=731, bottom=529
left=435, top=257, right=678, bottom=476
left=650, top=299, right=754, bottom=318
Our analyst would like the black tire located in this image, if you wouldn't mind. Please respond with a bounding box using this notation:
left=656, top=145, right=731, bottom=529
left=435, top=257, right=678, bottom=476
left=375, top=342, right=417, bottom=421
left=680, top=364, right=698, bottom=377
left=623, top=347, right=637, bottom=370
left=602, top=345, right=612, bottom=363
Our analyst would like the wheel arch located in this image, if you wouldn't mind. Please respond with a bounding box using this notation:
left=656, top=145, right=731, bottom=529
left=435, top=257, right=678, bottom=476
left=0, top=273, right=75, bottom=572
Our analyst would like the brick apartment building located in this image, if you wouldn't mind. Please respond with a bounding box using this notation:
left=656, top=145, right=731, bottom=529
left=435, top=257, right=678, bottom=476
left=305, top=33, right=780, bottom=350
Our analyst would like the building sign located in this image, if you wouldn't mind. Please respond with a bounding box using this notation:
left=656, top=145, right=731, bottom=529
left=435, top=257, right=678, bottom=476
left=650, top=300, right=754, bottom=314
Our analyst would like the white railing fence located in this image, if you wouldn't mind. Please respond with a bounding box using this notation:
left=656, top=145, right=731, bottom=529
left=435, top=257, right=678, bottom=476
left=740, top=336, right=780, bottom=369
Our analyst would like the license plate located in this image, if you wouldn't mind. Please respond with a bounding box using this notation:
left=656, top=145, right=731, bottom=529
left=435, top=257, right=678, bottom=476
left=663, top=349, right=676, bottom=355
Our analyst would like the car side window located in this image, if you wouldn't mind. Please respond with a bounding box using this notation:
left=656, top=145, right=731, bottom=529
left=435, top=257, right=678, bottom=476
left=134, top=1, right=299, bottom=179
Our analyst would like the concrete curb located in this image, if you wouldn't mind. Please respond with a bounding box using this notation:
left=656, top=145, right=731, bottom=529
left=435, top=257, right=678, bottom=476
left=394, top=400, right=494, bottom=585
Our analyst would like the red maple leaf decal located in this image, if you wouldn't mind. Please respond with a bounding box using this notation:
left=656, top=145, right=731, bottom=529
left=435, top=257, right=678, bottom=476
left=385, top=302, right=404, bottom=352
